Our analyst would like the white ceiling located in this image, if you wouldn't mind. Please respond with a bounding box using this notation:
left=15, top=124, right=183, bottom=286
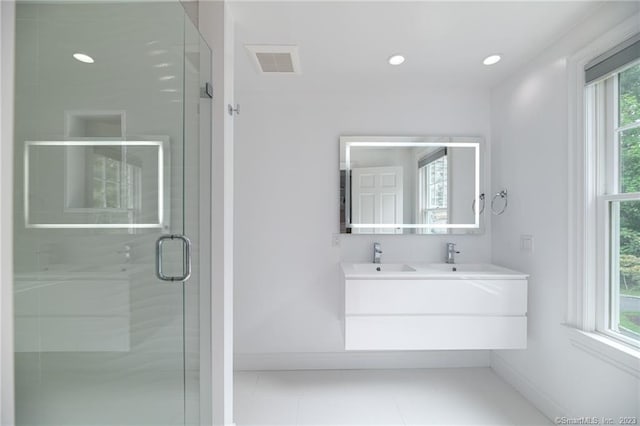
left=230, top=1, right=608, bottom=92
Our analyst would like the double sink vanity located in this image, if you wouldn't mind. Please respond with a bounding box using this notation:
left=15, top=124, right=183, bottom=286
left=338, top=135, right=528, bottom=351
left=340, top=260, right=528, bottom=351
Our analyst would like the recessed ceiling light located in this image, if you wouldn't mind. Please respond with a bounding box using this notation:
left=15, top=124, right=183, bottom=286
left=159, top=75, right=175, bottom=81
left=73, top=53, right=94, bottom=64
left=483, top=55, right=501, bottom=66
left=388, top=54, right=405, bottom=66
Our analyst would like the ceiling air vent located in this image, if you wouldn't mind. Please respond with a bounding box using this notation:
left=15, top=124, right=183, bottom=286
left=245, top=44, right=301, bottom=74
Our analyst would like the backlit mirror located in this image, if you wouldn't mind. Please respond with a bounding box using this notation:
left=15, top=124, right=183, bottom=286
left=340, top=136, right=483, bottom=234
left=25, top=139, right=169, bottom=229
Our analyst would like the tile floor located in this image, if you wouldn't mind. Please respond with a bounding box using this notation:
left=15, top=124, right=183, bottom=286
left=234, top=368, right=552, bottom=426
left=15, top=368, right=199, bottom=425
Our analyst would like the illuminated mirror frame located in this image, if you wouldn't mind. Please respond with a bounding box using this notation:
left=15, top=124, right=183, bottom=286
left=24, top=140, right=167, bottom=229
left=340, top=136, right=481, bottom=232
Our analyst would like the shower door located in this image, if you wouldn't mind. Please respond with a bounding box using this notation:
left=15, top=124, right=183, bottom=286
left=13, top=2, right=210, bottom=425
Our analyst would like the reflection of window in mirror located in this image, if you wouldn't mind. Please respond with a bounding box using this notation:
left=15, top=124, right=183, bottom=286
left=65, top=146, right=142, bottom=213
left=91, top=150, right=142, bottom=211
left=418, top=148, right=448, bottom=234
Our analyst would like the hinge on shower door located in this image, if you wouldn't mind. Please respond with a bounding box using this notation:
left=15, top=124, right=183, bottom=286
left=202, top=82, right=213, bottom=99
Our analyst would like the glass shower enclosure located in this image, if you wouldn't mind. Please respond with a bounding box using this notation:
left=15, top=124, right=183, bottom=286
left=13, top=2, right=212, bottom=424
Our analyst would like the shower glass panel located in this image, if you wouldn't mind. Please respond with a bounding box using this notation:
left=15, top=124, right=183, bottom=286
left=13, top=2, right=210, bottom=425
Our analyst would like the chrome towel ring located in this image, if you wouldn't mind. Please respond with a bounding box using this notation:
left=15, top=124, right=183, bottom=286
left=472, top=193, right=485, bottom=214
left=491, top=190, right=508, bottom=215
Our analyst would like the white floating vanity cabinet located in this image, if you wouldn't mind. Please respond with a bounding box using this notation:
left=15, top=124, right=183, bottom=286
left=340, top=263, right=528, bottom=351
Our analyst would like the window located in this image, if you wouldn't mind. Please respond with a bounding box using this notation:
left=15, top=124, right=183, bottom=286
left=418, top=148, right=448, bottom=234
left=585, top=38, right=640, bottom=347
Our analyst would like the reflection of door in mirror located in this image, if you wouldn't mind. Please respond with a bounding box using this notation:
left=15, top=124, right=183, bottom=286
left=417, top=148, right=448, bottom=234
left=352, top=166, right=403, bottom=234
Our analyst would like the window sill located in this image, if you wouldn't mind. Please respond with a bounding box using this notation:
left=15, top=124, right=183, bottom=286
left=563, top=325, right=640, bottom=378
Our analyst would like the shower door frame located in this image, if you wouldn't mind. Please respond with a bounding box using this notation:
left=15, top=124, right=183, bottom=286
left=0, top=2, right=218, bottom=424
left=1, top=1, right=16, bottom=424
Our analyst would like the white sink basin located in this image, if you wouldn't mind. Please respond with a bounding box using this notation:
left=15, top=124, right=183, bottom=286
left=353, top=263, right=416, bottom=273
left=421, top=263, right=510, bottom=274
left=341, top=262, right=528, bottom=279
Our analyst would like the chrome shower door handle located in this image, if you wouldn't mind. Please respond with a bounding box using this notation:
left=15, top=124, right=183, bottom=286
left=155, top=234, right=192, bottom=282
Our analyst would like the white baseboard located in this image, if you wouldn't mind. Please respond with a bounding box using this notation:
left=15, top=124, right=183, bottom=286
left=234, top=350, right=490, bottom=371
left=490, top=352, right=565, bottom=421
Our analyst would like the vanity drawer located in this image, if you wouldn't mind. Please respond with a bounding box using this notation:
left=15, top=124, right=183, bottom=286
left=345, top=279, right=527, bottom=316
left=344, top=315, right=527, bottom=350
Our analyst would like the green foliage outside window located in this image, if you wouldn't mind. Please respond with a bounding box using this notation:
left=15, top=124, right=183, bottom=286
left=618, top=63, right=640, bottom=335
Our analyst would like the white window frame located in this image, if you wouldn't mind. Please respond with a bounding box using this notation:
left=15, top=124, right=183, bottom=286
left=419, top=153, right=448, bottom=225
left=417, top=149, right=449, bottom=235
left=568, top=15, right=640, bottom=376
left=588, top=65, right=640, bottom=348
left=89, top=150, right=142, bottom=212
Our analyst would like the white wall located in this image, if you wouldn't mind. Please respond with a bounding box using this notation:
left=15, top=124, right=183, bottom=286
left=490, top=2, right=640, bottom=419
left=234, top=85, right=493, bottom=368
left=199, top=1, right=235, bottom=424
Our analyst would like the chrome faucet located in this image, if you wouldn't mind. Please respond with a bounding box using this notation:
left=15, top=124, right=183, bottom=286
left=373, top=242, right=383, bottom=264
left=446, top=242, right=460, bottom=264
